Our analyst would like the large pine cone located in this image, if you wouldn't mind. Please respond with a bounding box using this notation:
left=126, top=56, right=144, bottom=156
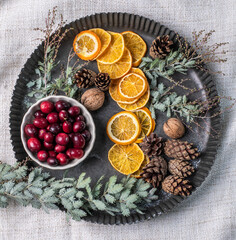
left=162, top=175, right=192, bottom=196
left=164, top=139, right=200, bottom=160
left=94, top=73, right=111, bottom=91
left=140, top=156, right=167, bottom=188
left=168, top=159, right=194, bottom=177
left=75, top=69, right=96, bottom=88
left=139, top=133, right=164, bottom=158
left=149, top=35, right=173, bottom=59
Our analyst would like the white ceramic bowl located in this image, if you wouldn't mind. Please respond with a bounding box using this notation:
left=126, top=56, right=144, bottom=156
left=21, top=95, right=96, bottom=170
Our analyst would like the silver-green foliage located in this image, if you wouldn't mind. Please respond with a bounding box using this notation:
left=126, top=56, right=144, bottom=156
left=149, top=83, right=201, bottom=122
left=0, top=162, right=158, bottom=221
left=139, top=51, right=196, bottom=79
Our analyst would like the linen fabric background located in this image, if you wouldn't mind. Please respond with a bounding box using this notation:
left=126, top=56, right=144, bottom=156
left=0, top=0, right=235, bottom=239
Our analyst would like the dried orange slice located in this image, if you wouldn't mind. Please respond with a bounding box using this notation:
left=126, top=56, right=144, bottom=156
left=90, top=28, right=111, bottom=58
left=108, top=143, right=144, bottom=175
left=133, top=107, right=153, bottom=143
left=122, top=31, right=147, bottom=67
left=109, top=80, right=139, bottom=104
left=73, top=30, right=101, bottom=60
left=97, top=48, right=132, bottom=79
left=131, top=155, right=150, bottom=178
left=117, top=87, right=150, bottom=111
left=106, top=111, right=141, bottom=145
left=118, top=73, right=147, bottom=99
left=109, top=68, right=146, bottom=104
left=96, top=31, right=124, bottom=64
left=152, top=119, right=156, bottom=132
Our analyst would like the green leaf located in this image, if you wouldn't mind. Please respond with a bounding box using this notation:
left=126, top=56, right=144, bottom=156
left=93, top=200, right=106, bottom=210
left=154, top=102, right=167, bottom=112
left=150, top=58, right=160, bottom=69
left=104, top=194, right=116, bottom=204
left=26, top=81, right=35, bottom=88
left=167, top=107, right=171, bottom=117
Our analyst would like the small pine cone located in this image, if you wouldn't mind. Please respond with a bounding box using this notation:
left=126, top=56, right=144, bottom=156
left=164, top=139, right=200, bottom=160
left=168, top=159, right=194, bottom=178
left=140, top=156, right=167, bottom=188
left=94, top=73, right=111, bottom=91
left=149, top=35, right=173, bottom=59
left=162, top=175, right=192, bottom=196
left=139, top=133, right=164, bottom=158
left=75, top=69, right=96, bottom=88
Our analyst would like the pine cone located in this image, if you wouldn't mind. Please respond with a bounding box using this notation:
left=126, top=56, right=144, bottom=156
left=140, top=156, right=167, bottom=188
left=149, top=35, right=173, bottom=59
left=162, top=175, right=192, bottom=196
left=164, top=139, right=200, bottom=160
left=168, top=159, right=194, bottom=178
left=94, top=73, right=111, bottom=91
left=75, top=69, right=96, bottom=88
left=139, top=133, right=164, bottom=158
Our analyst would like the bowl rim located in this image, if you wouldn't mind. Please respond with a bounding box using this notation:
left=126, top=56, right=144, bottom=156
left=20, top=95, right=96, bottom=170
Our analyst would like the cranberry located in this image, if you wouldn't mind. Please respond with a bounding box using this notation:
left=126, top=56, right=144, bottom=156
left=48, top=123, right=61, bottom=135
left=40, top=101, right=54, bottom=114
left=48, top=151, right=57, bottom=157
left=56, top=153, right=69, bottom=165
left=55, top=144, right=66, bottom=153
left=47, top=112, right=59, bottom=123
left=24, top=124, right=38, bottom=137
left=81, top=129, right=91, bottom=142
left=44, top=132, right=54, bottom=143
left=55, top=100, right=71, bottom=112
left=27, top=138, right=41, bottom=152
left=73, top=121, right=86, bottom=133
left=34, top=110, right=46, bottom=118
left=62, top=121, right=72, bottom=133
left=59, top=110, right=69, bottom=122
left=70, top=148, right=84, bottom=159
left=72, top=133, right=85, bottom=149
left=47, top=157, right=59, bottom=166
left=33, top=118, right=48, bottom=129
left=37, top=150, right=49, bottom=162
left=68, top=106, right=80, bottom=117
left=68, top=133, right=75, bottom=139
left=56, top=133, right=69, bottom=146
left=43, top=141, right=54, bottom=150
left=66, top=149, right=72, bottom=159
left=75, top=115, right=85, bottom=122
left=38, top=129, right=47, bottom=139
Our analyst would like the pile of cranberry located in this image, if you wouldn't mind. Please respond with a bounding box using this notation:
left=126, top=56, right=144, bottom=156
left=24, top=100, right=91, bottom=166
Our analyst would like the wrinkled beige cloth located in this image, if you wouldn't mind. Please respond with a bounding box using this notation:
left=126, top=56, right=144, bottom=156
left=0, top=0, right=235, bottom=239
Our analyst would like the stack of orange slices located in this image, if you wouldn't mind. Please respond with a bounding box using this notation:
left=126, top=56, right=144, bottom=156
left=106, top=108, right=155, bottom=176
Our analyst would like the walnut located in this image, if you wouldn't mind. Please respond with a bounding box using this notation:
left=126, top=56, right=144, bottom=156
left=163, top=118, right=185, bottom=139
left=81, top=88, right=105, bottom=111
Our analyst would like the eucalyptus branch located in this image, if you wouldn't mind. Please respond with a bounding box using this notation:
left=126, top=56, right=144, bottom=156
left=0, top=161, right=158, bottom=221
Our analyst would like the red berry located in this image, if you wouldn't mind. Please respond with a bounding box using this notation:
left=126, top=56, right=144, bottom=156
left=68, top=106, right=80, bottom=117
left=34, top=110, right=46, bottom=118
left=55, top=133, right=69, bottom=146
left=38, top=129, right=47, bottom=139
left=73, top=121, right=86, bottom=133
left=66, top=149, right=72, bottom=159
left=75, top=115, right=85, bottom=122
left=81, top=129, right=91, bottom=142
left=43, top=141, right=54, bottom=150
left=47, top=157, right=59, bottom=166
left=48, top=151, right=57, bottom=157
left=27, top=138, right=41, bottom=152
left=72, top=133, right=85, bottom=149
left=55, top=100, right=71, bottom=112
left=33, top=118, right=48, bottom=129
left=48, top=123, right=61, bottom=135
left=59, top=110, right=69, bottom=122
left=24, top=124, right=38, bottom=137
left=55, top=144, right=66, bottom=153
left=40, top=101, right=54, bottom=114
left=37, top=150, right=49, bottom=162
left=47, top=112, right=59, bottom=123
left=44, top=132, right=54, bottom=143
left=70, top=148, right=84, bottom=159
left=56, top=153, right=69, bottom=165
left=62, top=121, right=72, bottom=133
